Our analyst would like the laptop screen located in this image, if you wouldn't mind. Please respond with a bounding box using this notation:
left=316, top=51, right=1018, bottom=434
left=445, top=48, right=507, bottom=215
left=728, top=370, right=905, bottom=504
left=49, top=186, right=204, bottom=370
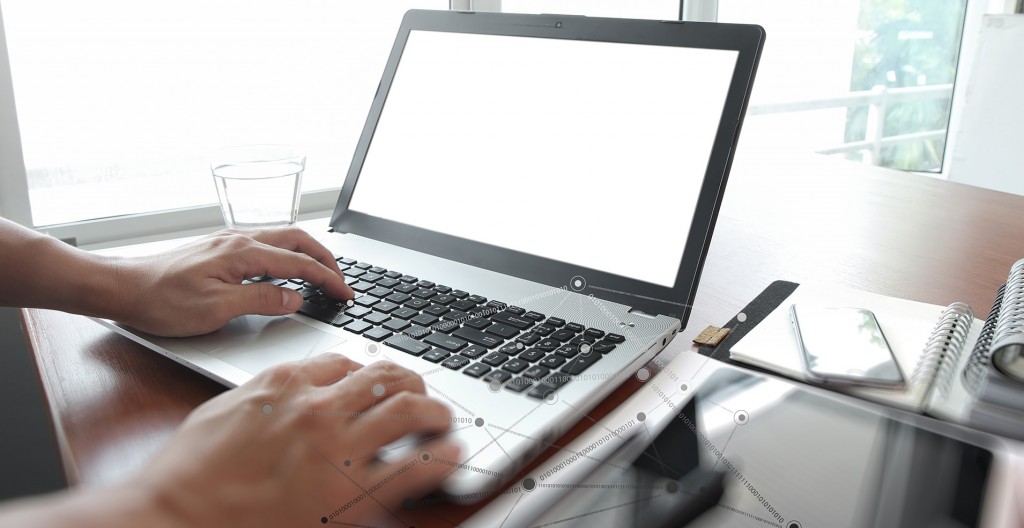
left=347, top=30, right=738, bottom=288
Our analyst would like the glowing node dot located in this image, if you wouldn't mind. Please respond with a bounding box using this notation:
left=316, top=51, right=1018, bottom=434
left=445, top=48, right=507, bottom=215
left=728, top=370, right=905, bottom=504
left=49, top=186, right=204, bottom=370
left=488, top=380, right=502, bottom=393
left=261, top=403, right=273, bottom=415
left=347, top=299, right=355, bottom=307
left=321, top=517, right=328, bottom=524
left=666, top=481, right=679, bottom=494
left=637, top=412, right=646, bottom=422
left=475, top=417, right=485, bottom=427
left=523, top=477, right=537, bottom=492
left=343, top=460, right=351, bottom=467
left=636, top=367, right=652, bottom=382
left=372, top=383, right=386, bottom=398
left=737, top=312, right=747, bottom=323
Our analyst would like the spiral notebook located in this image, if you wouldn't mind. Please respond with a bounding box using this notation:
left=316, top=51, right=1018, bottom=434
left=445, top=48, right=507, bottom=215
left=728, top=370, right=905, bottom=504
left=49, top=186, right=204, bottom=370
left=726, top=258, right=1024, bottom=436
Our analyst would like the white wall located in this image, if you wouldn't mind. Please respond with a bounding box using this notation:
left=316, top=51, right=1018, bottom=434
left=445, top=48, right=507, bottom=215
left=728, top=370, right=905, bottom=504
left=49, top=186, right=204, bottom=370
left=946, top=14, right=1024, bottom=195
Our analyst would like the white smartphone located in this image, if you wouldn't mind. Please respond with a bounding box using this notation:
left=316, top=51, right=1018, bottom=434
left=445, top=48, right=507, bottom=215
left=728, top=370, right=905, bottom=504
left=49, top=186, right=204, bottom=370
left=790, top=304, right=905, bottom=388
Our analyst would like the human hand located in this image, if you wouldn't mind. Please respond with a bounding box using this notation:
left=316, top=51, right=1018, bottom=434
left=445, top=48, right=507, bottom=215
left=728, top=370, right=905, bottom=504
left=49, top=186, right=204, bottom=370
left=136, top=354, right=459, bottom=527
left=107, top=227, right=354, bottom=336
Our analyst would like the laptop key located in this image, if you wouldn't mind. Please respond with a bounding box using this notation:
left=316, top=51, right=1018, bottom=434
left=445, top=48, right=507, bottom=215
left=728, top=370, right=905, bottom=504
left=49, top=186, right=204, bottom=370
left=491, top=311, right=534, bottom=330
left=383, top=271, right=402, bottom=279
left=584, top=328, right=606, bottom=339
left=516, top=332, right=541, bottom=346
left=363, top=327, right=393, bottom=342
left=545, top=317, right=566, bottom=328
left=349, top=281, right=375, bottom=293
left=556, top=344, right=581, bottom=358
left=432, top=320, right=460, bottom=334
left=450, top=299, right=477, bottom=312
left=344, top=320, right=373, bottom=334
left=423, top=304, right=449, bottom=317
left=504, top=377, right=534, bottom=393
left=526, top=385, right=556, bottom=400
left=363, top=311, right=391, bottom=325
left=593, top=341, right=617, bottom=353
left=361, top=272, right=383, bottom=283
left=405, top=298, right=431, bottom=310
left=337, top=257, right=357, bottom=266
left=411, top=313, right=439, bottom=327
left=523, top=311, right=545, bottom=322
left=463, top=363, right=491, bottom=378
left=550, top=329, right=575, bottom=342
left=484, top=323, right=519, bottom=339
left=432, top=294, right=456, bottom=306
left=539, top=355, right=566, bottom=368
left=368, top=266, right=387, bottom=274
left=502, top=358, right=529, bottom=373
left=354, top=295, right=380, bottom=308
left=399, top=275, right=418, bottom=283
left=383, top=318, right=410, bottom=332
left=519, top=348, right=546, bottom=362
left=367, top=286, right=392, bottom=298
left=460, top=345, right=488, bottom=359
left=523, top=365, right=550, bottom=380
left=346, top=268, right=367, bottom=279
left=391, top=307, right=418, bottom=320
left=481, top=352, right=509, bottom=366
left=416, top=280, right=435, bottom=288
left=536, top=339, right=560, bottom=352
left=561, top=352, right=601, bottom=375
left=298, top=302, right=341, bottom=324
left=468, top=295, right=487, bottom=304
left=330, top=314, right=354, bottom=328
left=452, top=327, right=502, bottom=348
left=424, top=332, right=468, bottom=352
left=373, top=301, right=400, bottom=314
left=506, top=306, right=526, bottom=316
left=605, top=333, right=626, bottom=343
left=441, top=355, right=470, bottom=370
left=377, top=278, right=401, bottom=288
left=386, top=292, right=412, bottom=304
left=345, top=305, right=373, bottom=318
left=353, top=262, right=372, bottom=270
left=422, top=350, right=451, bottom=363
left=403, top=325, right=431, bottom=339
left=483, top=370, right=512, bottom=384
left=566, top=322, right=585, bottom=333
left=394, top=283, right=418, bottom=294
left=533, top=324, right=555, bottom=336
left=412, top=288, right=437, bottom=300
left=442, top=309, right=470, bottom=321
left=384, top=335, right=431, bottom=356
left=434, top=285, right=452, bottom=294
left=464, top=318, right=491, bottom=330
left=450, top=289, right=469, bottom=299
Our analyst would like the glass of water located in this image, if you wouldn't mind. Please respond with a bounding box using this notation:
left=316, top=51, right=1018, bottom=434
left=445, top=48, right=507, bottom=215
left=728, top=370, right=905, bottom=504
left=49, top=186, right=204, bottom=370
left=210, top=144, right=305, bottom=228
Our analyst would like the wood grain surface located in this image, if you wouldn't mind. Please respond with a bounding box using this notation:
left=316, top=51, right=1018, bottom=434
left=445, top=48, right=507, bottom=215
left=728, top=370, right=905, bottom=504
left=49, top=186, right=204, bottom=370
left=22, top=151, right=1024, bottom=525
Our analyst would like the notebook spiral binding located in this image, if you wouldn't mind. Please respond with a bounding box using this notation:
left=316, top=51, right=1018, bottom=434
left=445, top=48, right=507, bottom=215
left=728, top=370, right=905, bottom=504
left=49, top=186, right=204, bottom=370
left=992, top=259, right=1024, bottom=350
left=912, top=302, right=974, bottom=397
left=963, top=285, right=1005, bottom=393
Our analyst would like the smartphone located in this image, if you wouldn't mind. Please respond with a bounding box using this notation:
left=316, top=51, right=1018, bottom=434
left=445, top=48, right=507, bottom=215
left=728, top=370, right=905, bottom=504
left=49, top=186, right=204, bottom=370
left=790, top=304, right=905, bottom=388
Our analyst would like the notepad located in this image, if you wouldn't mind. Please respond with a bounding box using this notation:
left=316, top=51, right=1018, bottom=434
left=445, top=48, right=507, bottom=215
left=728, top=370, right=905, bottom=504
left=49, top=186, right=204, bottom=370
left=728, top=258, right=1024, bottom=438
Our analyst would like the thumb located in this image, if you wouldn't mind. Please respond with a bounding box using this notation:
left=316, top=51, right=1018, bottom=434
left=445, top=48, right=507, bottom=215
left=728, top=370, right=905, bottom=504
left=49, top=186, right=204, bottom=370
left=227, top=283, right=303, bottom=318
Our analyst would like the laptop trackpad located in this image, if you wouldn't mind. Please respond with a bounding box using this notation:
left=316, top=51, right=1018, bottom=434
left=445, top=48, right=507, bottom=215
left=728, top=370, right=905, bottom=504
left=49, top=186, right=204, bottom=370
left=187, top=315, right=346, bottom=375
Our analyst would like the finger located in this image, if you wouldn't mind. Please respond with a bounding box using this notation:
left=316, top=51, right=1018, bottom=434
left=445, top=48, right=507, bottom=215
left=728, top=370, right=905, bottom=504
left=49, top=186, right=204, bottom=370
left=235, top=242, right=354, bottom=300
left=369, top=439, right=462, bottom=507
left=247, top=227, right=344, bottom=276
left=347, top=392, right=454, bottom=456
left=325, top=361, right=427, bottom=413
left=294, top=352, right=365, bottom=386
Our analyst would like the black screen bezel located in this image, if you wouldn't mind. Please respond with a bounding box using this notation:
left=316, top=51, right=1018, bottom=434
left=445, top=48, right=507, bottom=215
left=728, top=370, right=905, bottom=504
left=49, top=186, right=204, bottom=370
left=331, top=10, right=764, bottom=324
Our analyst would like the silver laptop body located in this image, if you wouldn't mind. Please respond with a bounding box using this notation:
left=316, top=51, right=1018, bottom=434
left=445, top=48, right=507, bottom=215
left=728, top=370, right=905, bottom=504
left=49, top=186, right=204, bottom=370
left=99, top=9, right=764, bottom=500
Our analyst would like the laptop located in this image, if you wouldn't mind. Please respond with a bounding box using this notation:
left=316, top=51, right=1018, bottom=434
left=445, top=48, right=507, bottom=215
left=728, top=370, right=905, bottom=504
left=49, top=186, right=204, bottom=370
left=99, top=9, right=764, bottom=500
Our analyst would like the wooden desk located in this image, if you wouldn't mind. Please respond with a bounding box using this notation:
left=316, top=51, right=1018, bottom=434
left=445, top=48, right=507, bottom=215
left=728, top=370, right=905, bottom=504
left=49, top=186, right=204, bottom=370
left=21, top=151, right=1024, bottom=524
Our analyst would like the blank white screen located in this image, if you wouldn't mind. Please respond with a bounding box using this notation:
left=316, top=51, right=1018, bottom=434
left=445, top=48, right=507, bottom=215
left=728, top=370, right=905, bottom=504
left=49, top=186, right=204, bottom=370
left=348, top=30, right=738, bottom=287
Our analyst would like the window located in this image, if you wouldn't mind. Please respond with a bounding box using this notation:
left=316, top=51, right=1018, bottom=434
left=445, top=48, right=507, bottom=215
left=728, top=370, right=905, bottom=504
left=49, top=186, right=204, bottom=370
left=1, top=1, right=445, bottom=236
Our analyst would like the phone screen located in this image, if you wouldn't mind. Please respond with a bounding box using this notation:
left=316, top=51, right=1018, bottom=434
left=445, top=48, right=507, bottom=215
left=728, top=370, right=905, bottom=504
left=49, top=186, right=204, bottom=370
left=791, top=304, right=905, bottom=387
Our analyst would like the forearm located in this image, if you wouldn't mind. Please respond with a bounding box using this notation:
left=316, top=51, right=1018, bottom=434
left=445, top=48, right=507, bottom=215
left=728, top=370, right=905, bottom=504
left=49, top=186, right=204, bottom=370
left=0, top=218, right=125, bottom=319
left=0, top=482, right=182, bottom=528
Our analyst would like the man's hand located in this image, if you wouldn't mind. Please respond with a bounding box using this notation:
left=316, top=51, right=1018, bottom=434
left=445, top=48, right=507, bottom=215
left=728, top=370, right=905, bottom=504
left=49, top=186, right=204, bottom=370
left=139, top=355, right=459, bottom=527
left=109, top=227, right=355, bottom=336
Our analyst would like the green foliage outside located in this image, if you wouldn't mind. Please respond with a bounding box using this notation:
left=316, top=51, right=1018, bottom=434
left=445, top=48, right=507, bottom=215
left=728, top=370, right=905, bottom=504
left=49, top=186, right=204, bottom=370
left=845, top=0, right=967, bottom=171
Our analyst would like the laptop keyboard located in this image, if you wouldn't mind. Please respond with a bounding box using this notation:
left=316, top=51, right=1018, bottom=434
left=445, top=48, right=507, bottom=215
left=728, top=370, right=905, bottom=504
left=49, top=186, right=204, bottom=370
left=249, top=256, right=625, bottom=399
